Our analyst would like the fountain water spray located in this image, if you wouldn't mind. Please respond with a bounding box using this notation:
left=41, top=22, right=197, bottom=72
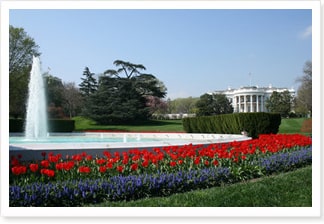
left=25, top=56, right=48, bottom=139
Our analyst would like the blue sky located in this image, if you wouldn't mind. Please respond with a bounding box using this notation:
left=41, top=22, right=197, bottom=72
left=9, top=8, right=312, bottom=99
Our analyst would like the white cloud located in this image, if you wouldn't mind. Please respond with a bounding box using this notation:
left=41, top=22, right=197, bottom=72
left=299, top=25, right=312, bottom=39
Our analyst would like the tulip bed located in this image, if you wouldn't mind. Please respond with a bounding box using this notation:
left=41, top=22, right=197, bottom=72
left=9, top=134, right=312, bottom=207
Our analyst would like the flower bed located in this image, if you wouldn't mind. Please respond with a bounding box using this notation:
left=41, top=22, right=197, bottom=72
left=9, top=134, right=312, bottom=206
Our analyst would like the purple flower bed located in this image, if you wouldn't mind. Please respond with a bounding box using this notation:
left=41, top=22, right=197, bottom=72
left=10, top=167, right=231, bottom=206
left=259, top=146, right=312, bottom=174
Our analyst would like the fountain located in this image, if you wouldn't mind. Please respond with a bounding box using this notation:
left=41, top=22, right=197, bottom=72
left=9, top=57, right=251, bottom=161
left=25, top=56, right=48, bottom=139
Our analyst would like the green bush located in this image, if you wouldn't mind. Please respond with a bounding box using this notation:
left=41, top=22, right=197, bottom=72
left=9, top=119, right=75, bottom=132
left=48, top=119, right=75, bottom=132
left=9, top=119, right=24, bottom=132
left=182, top=113, right=281, bottom=138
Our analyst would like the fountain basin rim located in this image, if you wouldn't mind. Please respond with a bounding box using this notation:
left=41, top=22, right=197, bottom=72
left=9, top=132, right=251, bottom=161
left=9, top=132, right=251, bottom=150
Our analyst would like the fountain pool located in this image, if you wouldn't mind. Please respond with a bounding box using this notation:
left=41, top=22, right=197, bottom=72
left=9, top=132, right=251, bottom=161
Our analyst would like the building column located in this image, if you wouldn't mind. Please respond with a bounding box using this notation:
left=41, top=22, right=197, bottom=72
left=244, top=95, right=247, bottom=112
left=250, top=95, right=253, bottom=112
left=235, top=96, right=240, bottom=112
left=256, top=95, right=259, bottom=112
left=261, top=95, right=264, bottom=112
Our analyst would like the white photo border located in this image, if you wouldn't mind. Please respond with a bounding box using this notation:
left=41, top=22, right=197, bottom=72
left=0, top=0, right=322, bottom=219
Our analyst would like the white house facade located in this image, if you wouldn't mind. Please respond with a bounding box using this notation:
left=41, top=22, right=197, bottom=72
left=210, top=85, right=295, bottom=113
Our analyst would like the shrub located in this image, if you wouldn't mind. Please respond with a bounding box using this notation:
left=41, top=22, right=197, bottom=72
left=48, top=119, right=75, bottom=132
left=9, top=119, right=75, bottom=132
left=9, top=119, right=24, bottom=132
left=182, top=113, right=281, bottom=138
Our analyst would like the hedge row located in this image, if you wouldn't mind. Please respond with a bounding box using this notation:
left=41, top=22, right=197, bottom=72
left=182, top=112, right=281, bottom=138
left=9, top=119, right=75, bottom=133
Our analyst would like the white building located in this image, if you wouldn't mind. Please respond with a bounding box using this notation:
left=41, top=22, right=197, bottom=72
left=210, top=85, right=295, bottom=113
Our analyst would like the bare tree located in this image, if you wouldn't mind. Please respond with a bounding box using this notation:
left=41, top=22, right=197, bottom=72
left=62, top=82, right=83, bottom=118
left=295, top=61, right=312, bottom=116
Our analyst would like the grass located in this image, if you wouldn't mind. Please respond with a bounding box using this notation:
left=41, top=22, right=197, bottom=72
left=278, top=117, right=307, bottom=134
left=74, top=116, right=184, bottom=132
left=74, top=116, right=308, bottom=134
left=89, top=166, right=312, bottom=207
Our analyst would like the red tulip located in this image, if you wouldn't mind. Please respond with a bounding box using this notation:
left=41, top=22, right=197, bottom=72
left=194, top=157, right=200, bottom=165
left=96, top=158, right=106, bottom=165
left=79, top=166, right=91, bottom=173
left=40, top=169, right=55, bottom=178
left=99, top=166, right=107, bottom=173
left=40, top=160, right=50, bottom=168
left=213, top=160, right=219, bottom=166
left=141, top=160, right=149, bottom=168
left=11, top=166, right=27, bottom=175
left=130, top=163, right=138, bottom=171
left=29, top=163, right=39, bottom=172
left=116, top=165, right=124, bottom=173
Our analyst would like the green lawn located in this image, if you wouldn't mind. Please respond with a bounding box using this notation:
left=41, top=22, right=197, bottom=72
left=89, top=166, right=312, bottom=207
left=74, top=116, right=184, bottom=132
left=74, top=116, right=308, bottom=134
left=278, top=117, right=307, bottom=134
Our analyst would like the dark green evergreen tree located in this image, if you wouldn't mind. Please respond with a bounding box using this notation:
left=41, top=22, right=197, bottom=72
left=87, top=76, right=149, bottom=124
left=79, top=67, right=98, bottom=117
left=43, top=74, right=65, bottom=118
left=265, top=91, right=293, bottom=117
left=44, top=74, right=64, bottom=107
left=79, top=67, right=98, bottom=97
left=196, top=94, right=215, bottom=116
left=86, top=60, right=167, bottom=124
left=196, top=93, right=233, bottom=116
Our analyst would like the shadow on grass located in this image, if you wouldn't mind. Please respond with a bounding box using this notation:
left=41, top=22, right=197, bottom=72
left=130, top=120, right=182, bottom=126
left=77, top=119, right=183, bottom=132
left=83, top=127, right=130, bottom=132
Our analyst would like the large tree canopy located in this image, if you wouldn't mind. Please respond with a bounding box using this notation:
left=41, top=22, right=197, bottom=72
left=85, top=60, right=167, bottom=124
left=104, top=60, right=146, bottom=79
left=87, top=77, right=149, bottom=124
left=9, top=26, right=41, bottom=118
left=9, top=66, right=30, bottom=118
left=9, top=25, right=40, bottom=75
left=168, top=97, right=198, bottom=114
left=196, top=93, right=233, bottom=116
left=265, top=91, right=293, bottom=117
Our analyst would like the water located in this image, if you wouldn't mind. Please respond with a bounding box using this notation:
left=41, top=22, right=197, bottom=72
left=25, top=56, right=48, bottom=139
left=9, top=136, right=159, bottom=144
